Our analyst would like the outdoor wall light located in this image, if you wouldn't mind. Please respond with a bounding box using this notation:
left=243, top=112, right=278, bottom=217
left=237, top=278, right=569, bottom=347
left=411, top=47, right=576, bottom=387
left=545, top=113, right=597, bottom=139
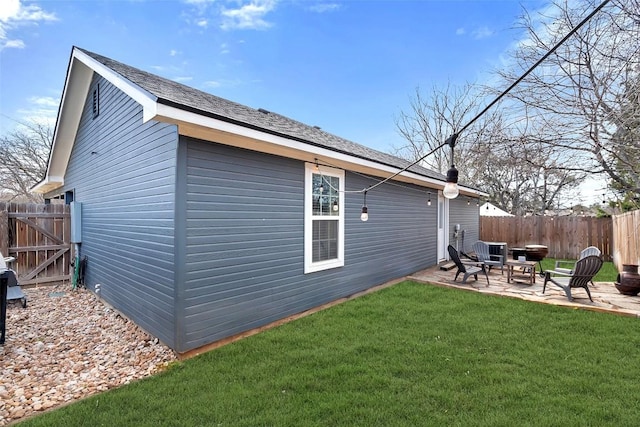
left=360, top=191, right=369, bottom=222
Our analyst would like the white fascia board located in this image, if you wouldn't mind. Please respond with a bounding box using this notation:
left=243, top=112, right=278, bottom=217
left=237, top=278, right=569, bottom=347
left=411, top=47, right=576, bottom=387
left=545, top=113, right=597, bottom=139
left=41, top=48, right=158, bottom=191
left=72, top=49, right=158, bottom=120
left=154, top=103, right=481, bottom=193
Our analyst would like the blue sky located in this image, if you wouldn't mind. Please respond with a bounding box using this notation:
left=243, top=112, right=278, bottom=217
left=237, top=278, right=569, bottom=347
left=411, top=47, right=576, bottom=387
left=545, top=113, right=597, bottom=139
left=0, top=0, right=548, bottom=154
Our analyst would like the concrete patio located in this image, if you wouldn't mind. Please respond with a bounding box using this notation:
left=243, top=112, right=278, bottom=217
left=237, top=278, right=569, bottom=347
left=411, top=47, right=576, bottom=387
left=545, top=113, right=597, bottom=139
left=408, top=263, right=640, bottom=318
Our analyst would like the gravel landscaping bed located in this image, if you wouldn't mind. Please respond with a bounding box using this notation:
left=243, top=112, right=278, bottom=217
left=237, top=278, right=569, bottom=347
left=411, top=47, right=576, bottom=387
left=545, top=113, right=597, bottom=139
left=0, top=285, right=177, bottom=425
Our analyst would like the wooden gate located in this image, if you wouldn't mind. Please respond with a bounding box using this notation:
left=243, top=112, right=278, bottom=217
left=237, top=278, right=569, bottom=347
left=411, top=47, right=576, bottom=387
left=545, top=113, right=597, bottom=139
left=0, top=202, right=71, bottom=285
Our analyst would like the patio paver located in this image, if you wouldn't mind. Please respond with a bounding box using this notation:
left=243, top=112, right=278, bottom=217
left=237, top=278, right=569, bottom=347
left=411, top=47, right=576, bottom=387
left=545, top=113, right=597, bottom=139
left=408, top=264, right=640, bottom=318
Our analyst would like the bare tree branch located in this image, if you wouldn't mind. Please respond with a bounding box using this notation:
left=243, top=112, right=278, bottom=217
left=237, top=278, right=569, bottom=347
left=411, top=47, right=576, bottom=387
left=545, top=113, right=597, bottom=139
left=0, top=120, right=52, bottom=202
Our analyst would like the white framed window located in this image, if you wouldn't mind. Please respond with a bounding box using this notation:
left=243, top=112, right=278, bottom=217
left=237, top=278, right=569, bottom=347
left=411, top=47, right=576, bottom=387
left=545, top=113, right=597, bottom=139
left=304, top=163, right=345, bottom=273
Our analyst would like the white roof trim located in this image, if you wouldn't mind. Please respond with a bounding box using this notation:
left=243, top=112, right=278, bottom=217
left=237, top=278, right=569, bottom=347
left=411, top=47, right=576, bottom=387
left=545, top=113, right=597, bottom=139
left=155, top=103, right=484, bottom=195
left=34, top=48, right=159, bottom=194
left=35, top=47, right=484, bottom=198
left=73, top=49, right=158, bottom=119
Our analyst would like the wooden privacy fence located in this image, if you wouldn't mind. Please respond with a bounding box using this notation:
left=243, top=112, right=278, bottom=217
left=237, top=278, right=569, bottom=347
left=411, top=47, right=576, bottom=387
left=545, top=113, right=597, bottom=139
left=0, top=202, right=71, bottom=285
left=480, top=216, right=613, bottom=261
left=611, top=210, right=640, bottom=271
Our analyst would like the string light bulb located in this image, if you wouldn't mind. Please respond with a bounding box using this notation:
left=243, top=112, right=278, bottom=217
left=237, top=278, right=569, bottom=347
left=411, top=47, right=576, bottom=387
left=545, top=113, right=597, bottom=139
left=442, top=134, right=459, bottom=199
left=360, top=191, right=369, bottom=222
left=427, top=192, right=431, bottom=206
left=467, top=198, right=470, bottom=206
left=332, top=200, right=339, bottom=212
left=443, top=167, right=459, bottom=199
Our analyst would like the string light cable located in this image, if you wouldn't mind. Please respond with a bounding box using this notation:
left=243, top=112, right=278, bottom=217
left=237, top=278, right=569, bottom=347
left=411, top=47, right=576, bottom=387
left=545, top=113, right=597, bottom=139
left=349, top=0, right=611, bottom=201
left=313, top=0, right=611, bottom=219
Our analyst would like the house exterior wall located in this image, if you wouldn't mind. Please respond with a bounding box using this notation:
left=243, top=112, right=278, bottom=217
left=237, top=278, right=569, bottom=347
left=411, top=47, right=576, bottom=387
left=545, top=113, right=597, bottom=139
left=177, top=137, right=438, bottom=352
left=44, top=74, right=480, bottom=354
left=449, top=196, right=480, bottom=253
left=47, top=75, right=179, bottom=348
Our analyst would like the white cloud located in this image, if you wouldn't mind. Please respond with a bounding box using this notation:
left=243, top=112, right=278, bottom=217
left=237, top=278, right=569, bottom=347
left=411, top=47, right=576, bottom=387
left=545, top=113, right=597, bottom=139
left=4, top=38, right=24, bottom=48
left=182, top=0, right=215, bottom=15
left=0, top=0, right=57, bottom=50
left=203, top=78, right=244, bottom=88
left=220, top=0, right=277, bottom=31
left=456, top=27, right=465, bottom=36
left=16, top=96, right=59, bottom=127
left=173, top=76, right=193, bottom=83
left=181, top=0, right=278, bottom=32
left=0, top=0, right=21, bottom=21
left=28, top=96, right=59, bottom=108
left=170, top=49, right=180, bottom=56
left=472, top=26, right=493, bottom=40
left=150, top=65, right=168, bottom=72
left=308, top=3, right=340, bottom=13
left=204, top=80, right=221, bottom=88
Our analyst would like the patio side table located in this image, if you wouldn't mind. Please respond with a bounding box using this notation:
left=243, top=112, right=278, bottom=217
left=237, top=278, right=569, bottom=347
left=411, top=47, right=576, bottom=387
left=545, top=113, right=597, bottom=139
left=506, top=260, right=537, bottom=285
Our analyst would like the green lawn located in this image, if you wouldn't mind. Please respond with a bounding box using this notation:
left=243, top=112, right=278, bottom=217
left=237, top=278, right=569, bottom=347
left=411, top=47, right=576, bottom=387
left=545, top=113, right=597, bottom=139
left=20, top=280, right=640, bottom=426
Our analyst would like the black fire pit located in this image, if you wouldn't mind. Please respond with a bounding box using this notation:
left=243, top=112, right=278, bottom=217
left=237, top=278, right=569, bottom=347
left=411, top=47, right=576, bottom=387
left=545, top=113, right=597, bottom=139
left=525, top=245, right=548, bottom=276
left=525, top=245, right=548, bottom=261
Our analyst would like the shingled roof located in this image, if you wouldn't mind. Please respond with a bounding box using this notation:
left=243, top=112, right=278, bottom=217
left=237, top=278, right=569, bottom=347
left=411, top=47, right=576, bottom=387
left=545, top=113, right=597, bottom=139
left=77, top=47, right=446, bottom=182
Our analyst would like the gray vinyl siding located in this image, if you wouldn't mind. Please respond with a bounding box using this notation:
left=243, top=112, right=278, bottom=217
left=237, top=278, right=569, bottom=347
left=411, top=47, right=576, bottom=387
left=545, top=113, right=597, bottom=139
left=180, top=137, right=437, bottom=352
left=449, top=196, right=480, bottom=253
left=54, top=75, right=178, bottom=348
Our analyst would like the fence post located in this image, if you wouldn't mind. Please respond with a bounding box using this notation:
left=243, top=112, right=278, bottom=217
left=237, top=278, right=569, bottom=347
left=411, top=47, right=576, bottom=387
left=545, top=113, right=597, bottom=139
left=0, top=210, right=7, bottom=258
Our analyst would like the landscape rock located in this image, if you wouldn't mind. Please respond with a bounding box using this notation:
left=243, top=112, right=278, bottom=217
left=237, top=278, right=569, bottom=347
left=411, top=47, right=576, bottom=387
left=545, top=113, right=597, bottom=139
left=0, top=285, right=177, bottom=425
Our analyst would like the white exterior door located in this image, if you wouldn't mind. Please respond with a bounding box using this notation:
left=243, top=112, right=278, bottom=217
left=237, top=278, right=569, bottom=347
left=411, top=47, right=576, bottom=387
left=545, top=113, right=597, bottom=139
left=437, top=191, right=449, bottom=262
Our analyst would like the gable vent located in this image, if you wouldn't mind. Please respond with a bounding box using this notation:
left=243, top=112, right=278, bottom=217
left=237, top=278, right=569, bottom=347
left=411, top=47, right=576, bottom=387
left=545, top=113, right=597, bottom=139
left=92, top=85, right=100, bottom=119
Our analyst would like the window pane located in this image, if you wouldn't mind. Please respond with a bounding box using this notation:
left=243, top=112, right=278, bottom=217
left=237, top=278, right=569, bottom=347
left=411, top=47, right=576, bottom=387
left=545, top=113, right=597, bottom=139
left=312, top=173, right=340, bottom=216
left=312, top=219, right=339, bottom=262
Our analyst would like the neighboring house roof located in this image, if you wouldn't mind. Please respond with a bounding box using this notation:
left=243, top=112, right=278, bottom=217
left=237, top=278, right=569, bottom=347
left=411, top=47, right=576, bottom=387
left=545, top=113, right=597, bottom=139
left=34, top=46, right=485, bottom=196
left=480, top=202, right=514, bottom=217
